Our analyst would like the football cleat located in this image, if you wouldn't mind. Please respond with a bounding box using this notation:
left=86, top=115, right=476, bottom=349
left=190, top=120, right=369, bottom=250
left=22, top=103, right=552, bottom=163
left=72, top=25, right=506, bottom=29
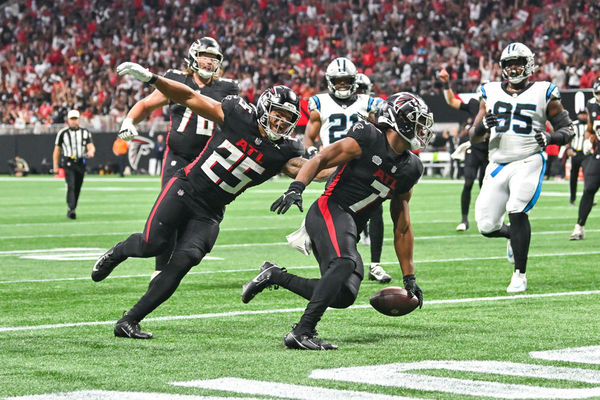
left=114, top=320, right=153, bottom=339
left=506, top=271, right=527, bottom=293
left=368, top=263, right=391, bottom=283
left=506, top=239, right=515, bottom=264
left=91, top=246, right=125, bottom=282
left=67, top=209, right=76, bottom=219
left=241, top=261, right=284, bottom=303
left=455, top=221, right=468, bottom=231
left=284, top=328, right=338, bottom=350
left=569, top=224, right=585, bottom=240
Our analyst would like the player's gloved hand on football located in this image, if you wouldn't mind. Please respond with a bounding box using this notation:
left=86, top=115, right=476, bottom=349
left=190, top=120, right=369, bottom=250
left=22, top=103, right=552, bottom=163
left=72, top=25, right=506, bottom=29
left=270, top=181, right=305, bottom=214
left=117, top=62, right=155, bottom=83
left=119, top=117, right=138, bottom=141
left=403, top=274, right=423, bottom=308
left=305, top=146, right=318, bottom=159
left=534, top=129, right=551, bottom=148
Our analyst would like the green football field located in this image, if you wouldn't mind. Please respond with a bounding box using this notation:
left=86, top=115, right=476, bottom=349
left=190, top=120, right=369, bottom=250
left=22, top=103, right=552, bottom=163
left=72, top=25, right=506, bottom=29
left=1, top=175, right=599, bottom=400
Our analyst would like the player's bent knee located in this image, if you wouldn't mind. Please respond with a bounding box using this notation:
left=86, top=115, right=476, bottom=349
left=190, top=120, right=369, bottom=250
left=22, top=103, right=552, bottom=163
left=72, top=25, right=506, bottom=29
left=477, top=220, right=502, bottom=236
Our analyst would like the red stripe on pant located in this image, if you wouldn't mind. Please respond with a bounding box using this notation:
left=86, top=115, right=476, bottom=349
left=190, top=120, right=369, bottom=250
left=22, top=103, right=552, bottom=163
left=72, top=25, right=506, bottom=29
left=318, top=196, right=341, bottom=257
left=145, top=177, right=177, bottom=242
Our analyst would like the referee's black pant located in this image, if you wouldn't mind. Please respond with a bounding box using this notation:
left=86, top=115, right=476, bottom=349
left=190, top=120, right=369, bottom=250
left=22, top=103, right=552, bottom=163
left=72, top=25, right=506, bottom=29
left=63, top=159, right=85, bottom=211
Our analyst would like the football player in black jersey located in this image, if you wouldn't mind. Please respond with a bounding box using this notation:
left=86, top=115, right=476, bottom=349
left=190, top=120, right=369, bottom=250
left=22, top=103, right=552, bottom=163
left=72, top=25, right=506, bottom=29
left=438, top=67, right=488, bottom=232
left=241, top=93, right=432, bottom=350
left=570, top=79, right=600, bottom=240
left=92, top=62, right=332, bottom=339
left=118, top=37, right=239, bottom=273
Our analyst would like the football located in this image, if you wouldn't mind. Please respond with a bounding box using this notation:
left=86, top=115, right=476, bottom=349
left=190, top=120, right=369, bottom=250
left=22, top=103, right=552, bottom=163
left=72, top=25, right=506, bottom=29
left=369, top=286, right=419, bottom=316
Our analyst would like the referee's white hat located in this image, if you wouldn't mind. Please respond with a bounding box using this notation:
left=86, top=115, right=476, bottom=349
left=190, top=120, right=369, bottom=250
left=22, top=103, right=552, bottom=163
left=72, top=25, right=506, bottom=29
left=67, top=109, right=80, bottom=119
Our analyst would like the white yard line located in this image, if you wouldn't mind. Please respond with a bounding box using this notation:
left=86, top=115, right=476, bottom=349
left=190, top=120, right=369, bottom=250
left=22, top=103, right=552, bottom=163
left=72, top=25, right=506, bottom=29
left=0, top=289, right=598, bottom=333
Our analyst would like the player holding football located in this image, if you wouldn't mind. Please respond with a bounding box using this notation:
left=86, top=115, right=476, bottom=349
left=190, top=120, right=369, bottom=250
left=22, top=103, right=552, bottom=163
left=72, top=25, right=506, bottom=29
left=118, top=37, right=239, bottom=273
left=92, top=62, right=331, bottom=339
left=302, top=58, right=391, bottom=283
left=242, top=92, right=430, bottom=350
left=569, top=79, right=600, bottom=240
left=470, top=42, right=574, bottom=292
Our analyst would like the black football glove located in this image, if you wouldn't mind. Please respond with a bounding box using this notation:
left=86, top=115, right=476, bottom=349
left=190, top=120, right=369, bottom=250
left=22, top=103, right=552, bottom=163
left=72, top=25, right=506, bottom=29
left=534, top=129, right=551, bottom=148
left=403, top=274, right=423, bottom=308
left=270, top=181, right=305, bottom=214
left=474, top=112, right=498, bottom=136
left=305, top=146, right=318, bottom=159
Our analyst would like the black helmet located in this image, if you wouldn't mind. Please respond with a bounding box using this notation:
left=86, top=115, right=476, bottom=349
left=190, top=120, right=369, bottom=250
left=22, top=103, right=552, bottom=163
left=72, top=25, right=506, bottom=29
left=593, top=79, right=600, bottom=101
left=377, top=92, right=434, bottom=150
left=186, top=37, right=223, bottom=79
left=256, top=85, right=301, bottom=141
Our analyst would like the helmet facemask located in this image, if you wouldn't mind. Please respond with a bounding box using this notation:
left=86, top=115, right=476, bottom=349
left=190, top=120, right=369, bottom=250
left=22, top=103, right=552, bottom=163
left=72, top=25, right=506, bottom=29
left=500, top=42, right=535, bottom=84
left=257, top=89, right=301, bottom=142
left=186, top=38, right=223, bottom=79
left=378, top=94, right=434, bottom=150
left=326, top=57, right=358, bottom=99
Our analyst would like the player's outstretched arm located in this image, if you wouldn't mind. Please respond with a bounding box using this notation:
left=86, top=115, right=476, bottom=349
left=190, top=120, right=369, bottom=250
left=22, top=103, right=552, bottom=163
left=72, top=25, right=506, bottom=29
left=390, top=189, right=423, bottom=307
left=117, top=62, right=224, bottom=125
left=271, top=137, right=361, bottom=214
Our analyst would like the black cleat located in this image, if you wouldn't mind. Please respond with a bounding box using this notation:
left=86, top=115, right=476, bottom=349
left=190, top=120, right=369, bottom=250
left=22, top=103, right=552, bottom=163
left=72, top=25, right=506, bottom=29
left=91, top=247, right=125, bottom=282
left=241, top=261, right=284, bottom=304
left=114, top=320, right=153, bottom=339
left=67, top=209, right=76, bottom=219
left=284, top=328, right=338, bottom=350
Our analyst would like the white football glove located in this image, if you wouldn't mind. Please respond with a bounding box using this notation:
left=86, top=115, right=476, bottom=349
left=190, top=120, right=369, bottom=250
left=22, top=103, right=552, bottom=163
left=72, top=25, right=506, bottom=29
left=583, top=139, right=593, bottom=155
left=119, top=117, right=138, bottom=141
left=117, top=62, right=153, bottom=83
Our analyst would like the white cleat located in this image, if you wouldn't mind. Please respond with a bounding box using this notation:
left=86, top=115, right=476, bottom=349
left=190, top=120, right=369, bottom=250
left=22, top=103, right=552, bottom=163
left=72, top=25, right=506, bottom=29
left=506, top=239, right=515, bottom=264
left=569, top=224, right=585, bottom=240
left=506, top=271, right=527, bottom=293
left=368, top=263, right=391, bottom=283
left=455, top=222, right=468, bottom=231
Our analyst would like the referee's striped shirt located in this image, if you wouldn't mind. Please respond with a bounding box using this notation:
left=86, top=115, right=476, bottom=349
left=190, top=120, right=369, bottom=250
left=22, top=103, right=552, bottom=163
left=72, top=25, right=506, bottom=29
left=55, top=127, right=93, bottom=160
left=571, top=121, right=587, bottom=152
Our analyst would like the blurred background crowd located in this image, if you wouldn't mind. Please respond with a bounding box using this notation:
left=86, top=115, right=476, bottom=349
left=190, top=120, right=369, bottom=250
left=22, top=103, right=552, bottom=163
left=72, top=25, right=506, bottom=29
left=0, top=0, right=598, bottom=132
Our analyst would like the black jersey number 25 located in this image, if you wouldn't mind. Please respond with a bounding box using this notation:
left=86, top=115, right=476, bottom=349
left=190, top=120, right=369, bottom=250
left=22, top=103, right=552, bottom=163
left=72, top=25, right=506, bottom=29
left=329, top=113, right=359, bottom=143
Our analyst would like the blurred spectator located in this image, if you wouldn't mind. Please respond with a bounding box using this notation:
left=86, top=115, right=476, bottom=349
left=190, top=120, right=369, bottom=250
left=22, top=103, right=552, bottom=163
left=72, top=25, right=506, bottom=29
left=149, top=134, right=165, bottom=176
left=0, top=0, right=598, bottom=130
left=7, top=156, right=29, bottom=177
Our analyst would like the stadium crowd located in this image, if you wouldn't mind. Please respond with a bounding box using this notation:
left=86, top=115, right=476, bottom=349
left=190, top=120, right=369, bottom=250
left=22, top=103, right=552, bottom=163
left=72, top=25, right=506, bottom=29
left=0, top=0, right=598, bottom=129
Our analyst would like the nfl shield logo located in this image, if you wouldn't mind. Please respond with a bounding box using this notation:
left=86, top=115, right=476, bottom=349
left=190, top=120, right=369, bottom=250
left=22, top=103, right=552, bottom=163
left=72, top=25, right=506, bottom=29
left=372, top=155, right=382, bottom=166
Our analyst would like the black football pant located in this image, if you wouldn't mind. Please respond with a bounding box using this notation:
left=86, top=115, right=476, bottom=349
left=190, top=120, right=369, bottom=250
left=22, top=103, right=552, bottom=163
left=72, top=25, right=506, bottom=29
left=112, top=177, right=219, bottom=323
left=569, top=151, right=586, bottom=204
left=460, top=150, right=487, bottom=223
left=271, top=196, right=362, bottom=335
left=64, top=161, right=85, bottom=211
left=154, top=151, right=194, bottom=271
left=367, top=203, right=383, bottom=263
left=578, top=156, right=600, bottom=226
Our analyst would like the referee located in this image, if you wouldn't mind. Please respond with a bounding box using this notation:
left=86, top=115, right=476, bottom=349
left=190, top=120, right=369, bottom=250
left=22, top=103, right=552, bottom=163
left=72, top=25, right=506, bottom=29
left=566, top=109, right=588, bottom=205
left=52, top=109, right=95, bottom=219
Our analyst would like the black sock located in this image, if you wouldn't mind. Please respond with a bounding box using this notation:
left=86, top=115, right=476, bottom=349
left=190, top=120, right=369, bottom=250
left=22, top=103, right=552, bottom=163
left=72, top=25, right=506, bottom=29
left=482, top=223, right=510, bottom=238
left=272, top=269, right=319, bottom=301
left=578, top=188, right=596, bottom=226
left=508, top=212, right=530, bottom=274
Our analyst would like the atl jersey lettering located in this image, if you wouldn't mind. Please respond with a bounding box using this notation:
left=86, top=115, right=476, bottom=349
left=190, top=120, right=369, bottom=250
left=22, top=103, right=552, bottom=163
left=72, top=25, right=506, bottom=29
left=479, top=81, right=559, bottom=163
left=323, top=121, right=423, bottom=227
left=308, top=93, right=379, bottom=147
left=164, top=69, right=239, bottom=160
left=586, top=98, right=600, bottom=153
left=178, top=95, right=304, bottom=213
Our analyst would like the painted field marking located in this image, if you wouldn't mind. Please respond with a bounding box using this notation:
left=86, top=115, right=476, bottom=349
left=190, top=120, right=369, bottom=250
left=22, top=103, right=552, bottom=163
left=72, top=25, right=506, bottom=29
left=171, top=377, right=423, bottom=400
left=310, top=360, right=600, bottom=399
left=4, top=391, right=258, bottom=400
left=530, top=346, right=600, bottom=364
left=0, top=290, right=599, bottom=333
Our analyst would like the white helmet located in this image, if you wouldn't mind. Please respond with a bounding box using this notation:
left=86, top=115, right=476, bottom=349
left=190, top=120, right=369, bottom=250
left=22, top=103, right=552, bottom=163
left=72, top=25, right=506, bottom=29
left=186, top=37, right=223, bottom=79
left=499, top=42, right=535, bottom=84
left=355, top=73, right=372, bottom=94
left=325, top=57, right=358, bottom=99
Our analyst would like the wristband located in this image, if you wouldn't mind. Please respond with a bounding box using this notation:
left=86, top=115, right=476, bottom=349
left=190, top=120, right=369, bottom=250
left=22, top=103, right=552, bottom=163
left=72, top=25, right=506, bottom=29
left=288, top=180, right=306, bottom=194
left=148, top=74, right=158, bottom=84
left=442, top=81, right=450, bottom=90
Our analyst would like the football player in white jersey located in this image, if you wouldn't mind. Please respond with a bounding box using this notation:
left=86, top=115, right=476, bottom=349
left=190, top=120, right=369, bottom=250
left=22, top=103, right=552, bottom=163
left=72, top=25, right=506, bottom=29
left=469, top=42, right=574, bottom=293
left=303, top=58, right=390, bottom=283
